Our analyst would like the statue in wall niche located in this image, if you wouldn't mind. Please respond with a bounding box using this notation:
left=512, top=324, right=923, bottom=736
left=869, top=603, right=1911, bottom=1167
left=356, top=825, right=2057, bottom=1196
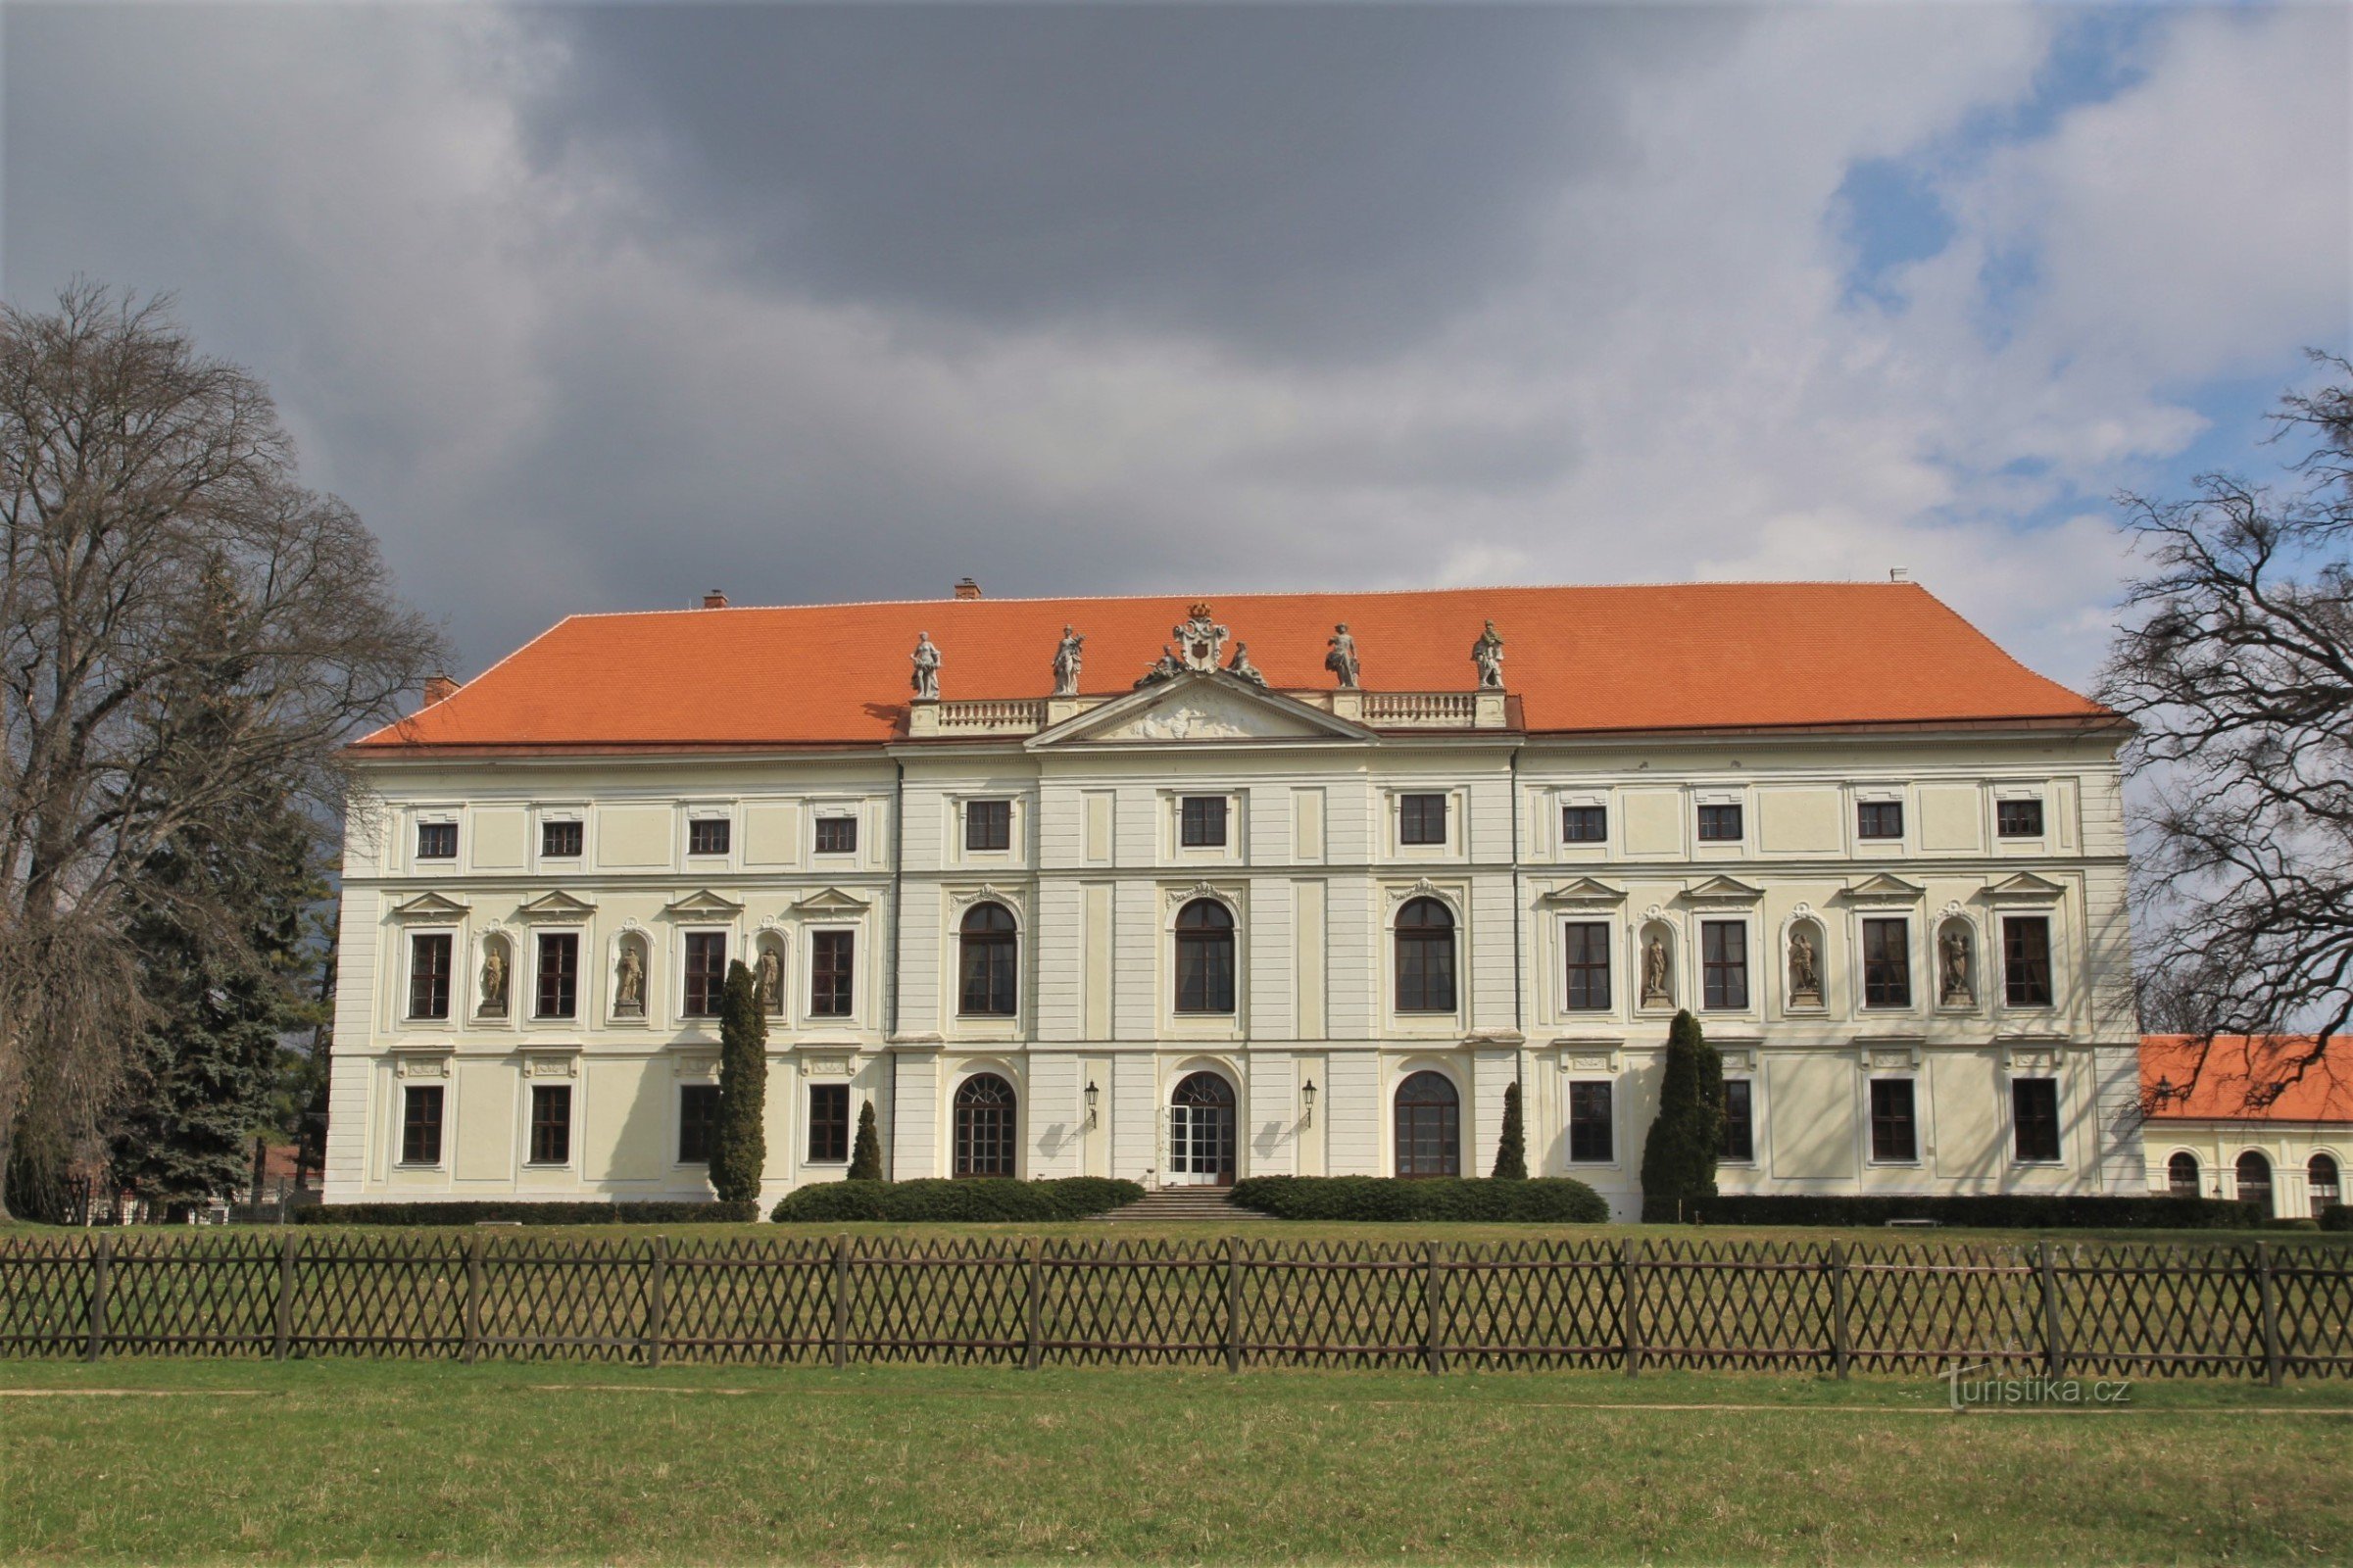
left=1226, top=641, right=1266, bottom=686
left=909, top=632, right=942, bottom=703
left=1641, top=931, right=1672, bottom=1006
left=1325, top=623, right=1361, bottom=689
left=1940, top=925, right=1974, bottom=1005
left=756, top=944, right=783, bottom=1015
left=478, top=941, right=509, bottom=1017
left=1052, top=625, right=1085, bottom=696
left=1788, top=928, right=1823, bottom=1006
left=614, top=942, right=646, bottom=1016
left=1472, top=619, right=1505, bottom=690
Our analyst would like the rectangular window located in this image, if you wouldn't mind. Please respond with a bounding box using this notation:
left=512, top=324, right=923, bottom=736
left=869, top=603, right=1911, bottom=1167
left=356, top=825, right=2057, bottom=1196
left=677, top=1083, right=721, bottom=1164
left=808, top=1083, right=851, bottom=1163
left=1720, top=1080, right=1754, bottom=1163
left=1696, top=803, right=1742, bottom=843
left=528, top=1085, right=571, bottom=1165
left=1179, top=795, right=1228, bottom=848
left=814, top=815, right=858, bottom=855
left=1997, top=798, right=2045, bottom=838
left=1561, top=805, right=1607, bottom=844
left=1700, top=921, right=1748, bottom=1010
left=534, top=933, right=578, bottom=1019
left=1398, top=793, right=1448, bottom=847
left=687, top=816, right=730, bottom=857
left=1857, top=801, right=1903, bottom=840
left=1568, top=1082, right=1614, bottom=1163
left=682, top=932, right=727, bottom=1017
left=1862, top=918, right=1912, bottom=1008
left=541, top=820, right=582, bottom=858
left=810, top=930, right=855, bottom=1016
left=2003, top=916, right=2054, bottom=1007
left=417, top=820, right=458, bottom=860
left=2012, top=1078, right=2061, bottom=1163
left=400, top=1085, right=444, bottom=1165
left=1869, top=1079, right=1917, bottom=1163
left=965, top=799, right=1011, bottom=852
left=1563, top=923, right=1611, bottom=1011
left=408, top=934, right=453, bottom=1019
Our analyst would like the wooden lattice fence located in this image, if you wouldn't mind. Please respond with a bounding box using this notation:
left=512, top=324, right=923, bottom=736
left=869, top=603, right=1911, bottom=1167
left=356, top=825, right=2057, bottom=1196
left=2, top=1233, right=2346, bottom=1379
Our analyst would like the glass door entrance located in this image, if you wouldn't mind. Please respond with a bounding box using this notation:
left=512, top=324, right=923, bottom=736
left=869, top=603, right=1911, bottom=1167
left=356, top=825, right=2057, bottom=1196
left=1164, top=1071, right=1237, bottom=1187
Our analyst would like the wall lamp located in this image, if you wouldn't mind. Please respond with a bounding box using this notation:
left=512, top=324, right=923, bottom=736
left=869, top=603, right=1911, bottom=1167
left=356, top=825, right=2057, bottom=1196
left=1300, top=1078, right=1316, bottom=1128
left=1084, top=1079, right=1100, bottom=1129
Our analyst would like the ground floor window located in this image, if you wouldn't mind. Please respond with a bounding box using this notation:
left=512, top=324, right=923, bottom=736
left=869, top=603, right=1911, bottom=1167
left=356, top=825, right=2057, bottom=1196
left=2310, top=1154, right=2341, bottom=1216
left=954, top=1073, right=1017, bottom=1177
left=808, top=1083, right=851, bottom=1163
left=400, top=1085, right=444, bottom=1166
left=1394, top=1071, right=1459, bottom=1177
left=2010, top=1077, right=2061, bottom=1162
left=677, top=1083, right=720, bottom=1164
left=1719, top=1080, right=1754, bottom=1162
left=1869, top=1079, right=1917, bottom=1163
left=2168, top=1151, right=2201, bottom=1198
left=528, top=1085, right=571, bottom=1166
left=1568, top=1082, right=1613, bottom=1163
left=2235, top=1151, right=2273, bottom=1211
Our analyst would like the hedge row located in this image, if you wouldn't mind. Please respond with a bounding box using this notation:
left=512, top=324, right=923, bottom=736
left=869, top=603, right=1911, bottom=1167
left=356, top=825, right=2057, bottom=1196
left=2322, top=1204, right=2353, bottom=1233
left=297, top=1200, right=760, bottom=1226
left=1229, top=1176, right=1609, bottom=1223
left=1672, top=1194, right=2265, bottom=1230
left=769, top=1177, right=1145, bottom=1223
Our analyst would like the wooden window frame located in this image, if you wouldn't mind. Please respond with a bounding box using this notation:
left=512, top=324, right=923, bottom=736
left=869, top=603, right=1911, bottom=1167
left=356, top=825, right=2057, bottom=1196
left=1397, top=793, right=1448, bottom=848
left=400, top=1085, right=445, bottom=1166
left=681, top=931, right=728, bottom=1018
left=964, top=799, right=1012, bottom=853
left=1868, top=1078, right=1918, bottom=1164
left=1173, top=900, right=1236, bottom=1015
left=952, top=1073, right=1018, bottom=1178
left=1562, top=922, right=1610, bottom=1012
left=809, top=929, right=856, bottom=1017
left=813, top=814, right=858, bottom=856
left=416, top=820, right=458, bottom=860
left=2010, top=1076, right=2062, bottom=1163
left=1178, top=795, right=1228, bottom=849
left=1393, top=898, right=1457, bottom=1014
left=956, top=904, right=1018, bottom=1017
left=408, top=933, right=454, bottom=1020
left=1561, top=804, right=1607, bottom=844
left=1861, top=918, right=1912, bottom=1009
left=535, top=932, right=579, bottom=1020
left=1720, top=1079, right=1755, bottom=1163
left=807, top=1083, right=851, bottom=1164
left=1996, top=798, right=2045, bottom=838
left=540, top=819, right=583, bottom=858
left=1856, top=801, right=1904, bottom=840
left=2167, top=1151, right=2201, bottom=1199
left=1393, top=1071, right=1461, bottom=1178
left=527, top=1084, right=572, bottom=1166
left=686, top=816, right=731, bottom=858
left=676, top=1083, right=720, bottom=1165
left=2002, top=916, right=2054, bottom=1007
left=1700, top=920, right=1748, bottom=1010
left=1695, top=803, right=1742, bottom=843
left=1567, top=1081, right=1614, bottom=1164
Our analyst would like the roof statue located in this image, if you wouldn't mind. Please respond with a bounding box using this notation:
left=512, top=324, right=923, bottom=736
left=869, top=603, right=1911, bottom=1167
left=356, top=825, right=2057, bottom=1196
left=910, top=631, right=942, bottom=703
left=1325, top=623, right=1360, bottom=689
left=1135, top=646, right=1187, bottom=689
left=1052, top=625, right=1084, bottom=697
left=1472, top=619, right=1504, bottom=691
left=1226, top=641, right=1266, bottom=687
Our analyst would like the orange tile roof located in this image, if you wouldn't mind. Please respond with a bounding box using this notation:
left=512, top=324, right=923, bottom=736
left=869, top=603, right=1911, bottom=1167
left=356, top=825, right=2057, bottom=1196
left=2141, top=1035, right=2353, bottom=1125
left=354, top=582, right=2111, bottom=752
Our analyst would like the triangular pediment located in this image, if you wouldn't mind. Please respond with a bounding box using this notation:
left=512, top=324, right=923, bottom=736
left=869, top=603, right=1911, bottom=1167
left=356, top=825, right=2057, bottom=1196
left=1985, top=871, right=2067, bottom=902
left=792, top=886, right=872, bottom=916
left=1028, top=671, right=1374, bottom=749
left=515, top=890, right=598, bottom=920
left=662, top=888, right=744, bottom=919
left=389, top=891, right=470, bottom=919
left=1844, top=873, right=1927, bottom=903
left=1541, top=877, right=1627, bottom=906
left=1681, top=875, right=1765, bottom=905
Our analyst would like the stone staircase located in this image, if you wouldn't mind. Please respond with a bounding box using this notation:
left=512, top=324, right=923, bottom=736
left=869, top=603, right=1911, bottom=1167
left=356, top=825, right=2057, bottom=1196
left=1088, top=1186, right=1265, bottom=1224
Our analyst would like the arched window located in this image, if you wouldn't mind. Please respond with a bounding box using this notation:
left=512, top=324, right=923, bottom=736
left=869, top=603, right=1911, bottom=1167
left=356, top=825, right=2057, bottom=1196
left=2309, top=1153, right=2341, bottom=1217
left=1174, top=900, right=1236, bottom=1014
left=1395, top=898, right=1457, bottom=1013
left=2235, top=1151, right=2274, bottom=1213
left=953, top=1073, right=1017, bottom=1178
left=957, top=903, right=1018, bottom=1016
left=1394, top=1070, right=1461, bottom=1178
left=2167, top=1151, right=2200, bottom=1199
left=1167, top=1071, right=1238, bottom=1186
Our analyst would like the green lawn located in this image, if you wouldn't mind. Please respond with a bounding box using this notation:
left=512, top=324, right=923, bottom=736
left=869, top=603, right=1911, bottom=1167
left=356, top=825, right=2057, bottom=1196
left=3, top=1356, right=2347, bottom=1564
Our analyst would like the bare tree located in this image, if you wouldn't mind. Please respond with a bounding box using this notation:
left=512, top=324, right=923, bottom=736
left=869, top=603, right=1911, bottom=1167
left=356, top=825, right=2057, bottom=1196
left=0, top=282, right=445, bottom=1216
left=2100, top=353, right=2353, bottom=1102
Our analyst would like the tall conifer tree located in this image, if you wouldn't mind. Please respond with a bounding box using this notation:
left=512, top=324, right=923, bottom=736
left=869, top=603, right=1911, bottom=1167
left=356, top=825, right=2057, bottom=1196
left=709, top=960, right=768, bottom=1204
left=1639, top=1009, right=1724, bottom=1220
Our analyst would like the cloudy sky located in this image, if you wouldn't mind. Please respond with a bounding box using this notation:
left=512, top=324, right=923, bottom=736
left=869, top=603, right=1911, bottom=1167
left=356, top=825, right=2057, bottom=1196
left=6, top=2, right=2346, bottom=689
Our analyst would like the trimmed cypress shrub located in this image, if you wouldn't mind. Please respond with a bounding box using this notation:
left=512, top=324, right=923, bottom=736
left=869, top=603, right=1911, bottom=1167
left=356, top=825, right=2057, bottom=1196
left=1687, top=1194, right=2264, bottom=1230
left=1228, top=1176, right=1607, bottom=1223
left=1491, top=1081, right=1528, bottom=1180
left=847, top=1101, right=885, bottom=1181
left=1640, top=1009, right=1723, bottom=1222
left=298, top=1200, right=759, bottom=1225
left=709, top=960, right=768, bottom=1205
left=769, top=1177, right=1144, bottom=1223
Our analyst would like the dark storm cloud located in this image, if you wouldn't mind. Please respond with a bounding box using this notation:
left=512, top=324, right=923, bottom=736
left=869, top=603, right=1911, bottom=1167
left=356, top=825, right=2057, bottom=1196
left=540, top=4, right=1728, bottom=360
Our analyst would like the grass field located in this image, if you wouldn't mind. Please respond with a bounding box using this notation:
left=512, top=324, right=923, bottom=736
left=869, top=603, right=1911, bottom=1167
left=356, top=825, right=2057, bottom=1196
left=3, top=1356, right=2349, bottom=1565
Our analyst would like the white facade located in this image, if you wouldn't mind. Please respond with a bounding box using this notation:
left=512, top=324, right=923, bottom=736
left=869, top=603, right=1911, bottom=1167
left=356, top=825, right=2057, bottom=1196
left=327, top=663, right=2145, bottom=1219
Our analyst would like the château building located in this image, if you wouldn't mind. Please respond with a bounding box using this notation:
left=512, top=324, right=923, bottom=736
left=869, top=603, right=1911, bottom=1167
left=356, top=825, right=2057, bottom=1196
left=324, top=581, right=2148, bottom=1218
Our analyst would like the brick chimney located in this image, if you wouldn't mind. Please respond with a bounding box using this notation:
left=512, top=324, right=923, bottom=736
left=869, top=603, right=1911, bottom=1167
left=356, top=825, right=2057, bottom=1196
left=953, top=577, right=983, bottom=600
left=702, top=589, right=729, bottom=609
left=422, top=673, right=460, bottom=706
